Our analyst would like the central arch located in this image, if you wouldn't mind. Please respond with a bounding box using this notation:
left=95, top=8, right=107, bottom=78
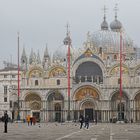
left=74, top=86, right=100, bottom=121
left=80, top=99, right=96, bottom=121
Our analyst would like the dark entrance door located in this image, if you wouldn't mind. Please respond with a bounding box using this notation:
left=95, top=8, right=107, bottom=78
left=55, top=112, right=61, bottom=122
left=33, top=112, right=40, bottom=122
left=85, top=108, right=93, bottom=121
left=118, top=103, right=125, bottom=121
left=118, top=112, right=124, bottom=120
left=12, top=110, right=15, bottom=120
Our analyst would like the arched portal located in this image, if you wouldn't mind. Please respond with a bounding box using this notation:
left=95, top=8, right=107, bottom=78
left=24, top=93, right=41, bottom=121
left=74, top=86, right=100, bottom=121
left=80, top=100, right=95, bottom=121
left=134, top=93, right=140, bottom=122
left=47, top=91, right=64, bottom=122
left=111, top=91, right=129, bottom=121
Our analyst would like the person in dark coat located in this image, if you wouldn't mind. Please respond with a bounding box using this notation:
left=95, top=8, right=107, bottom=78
left=84, top=115, right=89, bottom=129
left=30, top=117, right=33, bottom=125
left=3, top=111, right=8, bottom=133
left=79, top=114, right=84, bottom=129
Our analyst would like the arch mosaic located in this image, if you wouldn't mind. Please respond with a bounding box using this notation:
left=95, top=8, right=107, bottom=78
left=109, top=64, right=129, bottom=76
left=28, top=66, right=44, bottom=78
left=48, top=66, right=66, bottom=77
left=25, top=93, right=41, bottom=102
left=74, top=86, right=99, bottom=101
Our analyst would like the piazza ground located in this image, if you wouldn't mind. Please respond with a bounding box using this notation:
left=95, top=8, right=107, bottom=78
left=0, top=122, right=140, bottom=140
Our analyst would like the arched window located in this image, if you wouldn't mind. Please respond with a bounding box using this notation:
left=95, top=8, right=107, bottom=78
left=118, top=103, right=125, bottom=111
left=99, top=47, right=102, bottom=54
left=107, top=56, right=110, bottom=60
left=114, top=55, right=117, bottom=60
left=35, top=80, right=38, bottom=86
left=57, top=79, right=60, bottom=85
left=55, top=103, right=61, bottom=111
left=75, top=61, right=103, bottom=83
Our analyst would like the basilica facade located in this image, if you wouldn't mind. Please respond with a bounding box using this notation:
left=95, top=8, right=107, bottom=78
left=1, top=12, right=140, bottom=123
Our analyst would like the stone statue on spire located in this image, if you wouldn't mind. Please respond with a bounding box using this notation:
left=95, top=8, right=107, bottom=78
left=21, top=47, right=28, bottom=70
left=37, top=50, right=41, bottom=64
left=43, top=44, right=50, bottom=70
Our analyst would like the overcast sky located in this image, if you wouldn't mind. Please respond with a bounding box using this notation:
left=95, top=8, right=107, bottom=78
left=0, top=0, right=140, bottom=67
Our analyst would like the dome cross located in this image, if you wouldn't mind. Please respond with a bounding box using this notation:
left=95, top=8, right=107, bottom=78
left=114, top=3, right=119, bottom=20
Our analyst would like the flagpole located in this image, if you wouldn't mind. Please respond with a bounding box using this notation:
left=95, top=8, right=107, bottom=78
left=63, top=24, right=71, bottom=121
left=67, top=40, right=70, bottom=121
left=17, top=32, right=20, bottom=121
left=119, top=31, right=123, bottom=121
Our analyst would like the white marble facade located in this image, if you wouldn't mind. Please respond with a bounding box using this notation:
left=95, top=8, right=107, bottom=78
left=1, top=14, right=140, bottom=123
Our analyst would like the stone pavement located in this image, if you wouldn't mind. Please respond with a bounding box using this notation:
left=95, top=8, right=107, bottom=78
left=0, top=122, right=140, bottom=140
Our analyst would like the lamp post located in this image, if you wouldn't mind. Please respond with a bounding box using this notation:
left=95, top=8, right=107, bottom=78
left=63, top=24, right=71, bottom=121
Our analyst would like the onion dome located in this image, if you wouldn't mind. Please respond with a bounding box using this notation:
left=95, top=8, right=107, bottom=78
left=110, top=19, right=122, bottom=32
left=101, top=6, right=108, bottom=30
left=110, top=4, right=122, bottom=32
left=101, top=17, right=108, bottom=30
left=63, top=36, right=72, bottom=46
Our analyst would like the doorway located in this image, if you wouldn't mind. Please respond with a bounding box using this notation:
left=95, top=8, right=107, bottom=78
left=55, top=112, right=61, bottom=122
left=32, top=112, right=40, bottom=122
left=117, top=103, right=125, bottom=120
left=85, top=108, right=93, bottom=121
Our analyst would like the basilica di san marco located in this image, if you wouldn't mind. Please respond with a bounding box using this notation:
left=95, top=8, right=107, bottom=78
left=1, top=12, right=140, bottom=124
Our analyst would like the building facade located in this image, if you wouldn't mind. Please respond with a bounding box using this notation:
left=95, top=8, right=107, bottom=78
left=1, top=12, right=140, bottom=123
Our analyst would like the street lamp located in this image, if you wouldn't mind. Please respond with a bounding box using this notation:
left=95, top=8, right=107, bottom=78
left=63, top=24, right=71, bottom=121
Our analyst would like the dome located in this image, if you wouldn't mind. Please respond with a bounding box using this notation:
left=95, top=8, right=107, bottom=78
left=53, top=45, right=74, bottom=63
left=53, top=45, right=67, bottom=62
left=91, top=30, right=133, bottom=52
left=110, top=19, right=122, bottom=32
left=63, top=36, right=72, bottom=45
left=101, top=20, right=108, bottom=30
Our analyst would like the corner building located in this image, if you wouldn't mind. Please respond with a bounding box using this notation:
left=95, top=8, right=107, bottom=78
left=1, top=13, right=140, bottom=123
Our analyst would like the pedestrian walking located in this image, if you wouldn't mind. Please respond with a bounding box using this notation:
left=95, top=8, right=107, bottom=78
left=30, top=117, right=33, bottom=125
left=3, top=111, right=8, bottom=133
left=32, top=117, right=36, bottom=125
left=84, top=115, right=89, bottom=129
left=79, top=114, right=84, bottom=129
left=26, top=115, right=30, bottom=126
